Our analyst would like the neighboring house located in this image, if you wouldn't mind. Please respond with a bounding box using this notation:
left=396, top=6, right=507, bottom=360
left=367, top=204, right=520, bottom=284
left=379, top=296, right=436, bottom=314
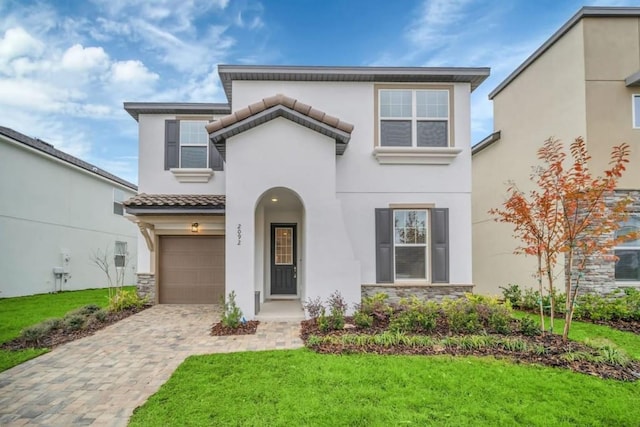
left=124, top=65, right=489, bottom=318
left=0, top=126, right=138, bottom=298
left=472, top=7, right=640, bottom=297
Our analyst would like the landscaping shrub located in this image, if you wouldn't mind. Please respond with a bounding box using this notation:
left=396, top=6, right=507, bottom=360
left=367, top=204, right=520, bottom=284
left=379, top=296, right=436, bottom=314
left=221, top=291, right=243, bottom=329
left=63, top=314, right=86, bottom=331
left=108, top=289, right=147, bottom=312
left=442, top=298, right=482, bottom=334
left=360, top=293, right=393, bottom=321
left=19, top=324, right=49, bottom=345
left=500, top=284, right=522, bottom=307
left=441, top=294, right=513, bottom=335
left=303, top=296, right=323, bottom=319
left=389, top=297, right=439, bottom=333
left=327, top=291, right=347, bottom=330
left=353, top=310, right=373, bottom=328
left=93, top=309, right=108, bottom=322
left=518, top=317, right=540, bottom=336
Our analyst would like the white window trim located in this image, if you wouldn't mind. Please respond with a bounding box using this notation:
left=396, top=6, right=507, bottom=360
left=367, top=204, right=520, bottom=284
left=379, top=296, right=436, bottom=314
left=393, top=209, right=430, bottom=283
left=114, top=241, right=127, bottom=268
left=170, top=168, right=214, bottom=183
left=632, top=95, right=640, bottom=129
left=375, top=88, right=460, bottom=165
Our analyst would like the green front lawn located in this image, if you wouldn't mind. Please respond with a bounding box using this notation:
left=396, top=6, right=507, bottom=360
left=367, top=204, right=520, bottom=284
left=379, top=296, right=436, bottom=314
left=514, top=311, right=640, bottom=358
left=0, top=288, right=130, bottom=372
left=129, top=349, right=640, bottom=427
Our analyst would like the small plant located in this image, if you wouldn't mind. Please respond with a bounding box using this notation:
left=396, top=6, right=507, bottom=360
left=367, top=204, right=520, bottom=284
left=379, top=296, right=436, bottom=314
left=500, top=284, right=522, bottom=307
left=325, top=291, right=347, bottom=330
left=519, top=316, right=540, bottom=336
left=306, top=335, right=322, bottom=347
left=303, top=296, right=324, bottom=319
left=42, top=318, right=63, bottom=331
left=353, top=310, right=373, bottom=328
left=317, top=308, right=330, bottom=332
left=221, top=291, right=243, bottom=329
left=108, top=289, right=147, bottom=312
left=93, top=309, right=108, bottom=322
left=442, top=298, right=481, bottom=334
left=390, top=297, right=439, bottom=333
left=19, top=324, right=49, bottom=345
left=64, top=314, right=86, bottom=331
left=360, top=293, right=394, bottom=321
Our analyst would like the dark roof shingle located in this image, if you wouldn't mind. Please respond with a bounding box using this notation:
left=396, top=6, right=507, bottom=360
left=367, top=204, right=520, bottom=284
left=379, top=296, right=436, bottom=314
left=124, top=194, right=225, bottom=209
left=0, top=126, right=137, bottom=190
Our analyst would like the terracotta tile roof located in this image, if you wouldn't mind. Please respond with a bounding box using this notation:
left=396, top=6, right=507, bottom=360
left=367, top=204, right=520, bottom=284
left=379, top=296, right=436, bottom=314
left=205, top=94, right=354, bottom=134
left=124, top=194, right=225, bottom=209
left=0, top=126, right=137, bottom=190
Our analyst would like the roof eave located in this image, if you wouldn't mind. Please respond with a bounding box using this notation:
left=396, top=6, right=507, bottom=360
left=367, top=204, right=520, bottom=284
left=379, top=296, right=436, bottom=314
left=471, top=131, right=502, bottom=155
left=123, top=102, right=231, bottom=121
left=489, top=6, right=640, bottom=99
left=125, top=207, right=226, bottom=215
left=218, top=65, right=491, bottom=102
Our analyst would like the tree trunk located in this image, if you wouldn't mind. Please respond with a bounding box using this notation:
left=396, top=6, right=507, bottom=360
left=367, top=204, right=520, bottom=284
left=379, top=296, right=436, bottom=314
left=537, top=252, right=545, bottom=333
left=545, top=253, right=555, bottom=333
left=562, top=249, right=574, bottom=341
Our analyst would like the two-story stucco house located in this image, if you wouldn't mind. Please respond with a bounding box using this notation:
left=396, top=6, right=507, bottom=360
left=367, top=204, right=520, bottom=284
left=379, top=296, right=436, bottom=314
left=0, top=126, right=138, bottom=297
left=124, top=65, right=489, bottom=318
left=473, top=7, right=640, bottom=297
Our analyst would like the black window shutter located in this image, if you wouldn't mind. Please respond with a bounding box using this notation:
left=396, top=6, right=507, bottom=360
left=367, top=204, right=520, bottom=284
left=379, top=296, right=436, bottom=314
left=209, top=144, right=224, bottom=171
left=431, top=208, right=449, bottom=283
left=164, top=120, right=179, bottom=170
left=375, top=208, right=393, bottom=283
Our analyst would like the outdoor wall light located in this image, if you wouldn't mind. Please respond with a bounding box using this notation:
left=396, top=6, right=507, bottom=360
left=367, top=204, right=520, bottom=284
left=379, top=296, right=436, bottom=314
left=191, top=223, right=199, bottom=233
left=271, top=197, right=278, bottom=202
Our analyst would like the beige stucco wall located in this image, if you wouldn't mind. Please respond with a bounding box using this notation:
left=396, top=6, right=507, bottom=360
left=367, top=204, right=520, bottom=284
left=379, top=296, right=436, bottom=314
left=472, top=21, right=587, bottom=296
left=583, top=17, right=640, bottom=188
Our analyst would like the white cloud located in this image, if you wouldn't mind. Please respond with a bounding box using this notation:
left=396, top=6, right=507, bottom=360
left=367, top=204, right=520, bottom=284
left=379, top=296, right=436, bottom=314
left=0, top=27, right=44, bottom=64
left=61, top=44, right=110, bottom=71
left=110, top=60, right=159, bottom=84
left=406, top=0, right=473, bottom=47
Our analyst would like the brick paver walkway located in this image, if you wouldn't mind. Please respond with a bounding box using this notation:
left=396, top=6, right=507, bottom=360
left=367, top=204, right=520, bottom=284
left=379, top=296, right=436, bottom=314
left=0, top=305, right=303, bottom=426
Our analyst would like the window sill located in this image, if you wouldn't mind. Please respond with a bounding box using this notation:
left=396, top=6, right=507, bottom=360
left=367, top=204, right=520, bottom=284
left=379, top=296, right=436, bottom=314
left=170, top=168, right=214, bottom=183
left=373, top=146, right=462, bottom=165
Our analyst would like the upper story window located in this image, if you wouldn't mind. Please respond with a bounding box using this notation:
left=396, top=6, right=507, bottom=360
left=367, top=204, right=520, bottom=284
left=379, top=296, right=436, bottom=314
left=633, top=95, right=640, bottom=128
left=379, top=89, right=449, bottom=148
left=179, top=120, right=209, bottom=168
left=615, top=215, right=640, bottom=282
left=165, top=119, right=224, bottom=182
left=113, top=188, right=125, bottom=215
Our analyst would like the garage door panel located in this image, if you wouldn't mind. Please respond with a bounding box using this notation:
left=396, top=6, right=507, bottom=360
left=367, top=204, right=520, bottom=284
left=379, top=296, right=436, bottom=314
left=159, top=236, right=225, bottom=304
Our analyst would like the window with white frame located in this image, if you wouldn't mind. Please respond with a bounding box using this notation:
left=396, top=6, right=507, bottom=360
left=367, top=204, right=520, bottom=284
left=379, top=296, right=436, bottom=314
left=114, top=241, right=127, bottom=268
left=379, top=89, right=449, bottom=147
left=179, top=120, right=209, bottom=168
left=393, top=210, right=428, bottom=280
left=113, top=188, right=125, bottom=215
left=615, top=215, right=640, bottom=281
left=633, top=95, right=640, bottom=129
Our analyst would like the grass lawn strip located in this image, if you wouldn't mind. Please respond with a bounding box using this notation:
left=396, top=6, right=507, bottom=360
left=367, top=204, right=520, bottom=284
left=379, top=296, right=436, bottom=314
left=129, top=349, right=640, bottom=427
left=0, top=287, right=134, bottom=372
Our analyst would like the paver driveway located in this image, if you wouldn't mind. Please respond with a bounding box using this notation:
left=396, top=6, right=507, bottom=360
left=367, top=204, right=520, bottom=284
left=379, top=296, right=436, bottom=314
left=0, top=305, right=303, bottom=427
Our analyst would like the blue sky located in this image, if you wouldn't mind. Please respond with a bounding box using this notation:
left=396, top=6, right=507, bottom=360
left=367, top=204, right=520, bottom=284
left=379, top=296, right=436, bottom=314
left=1, top=0, right=638, bottom=184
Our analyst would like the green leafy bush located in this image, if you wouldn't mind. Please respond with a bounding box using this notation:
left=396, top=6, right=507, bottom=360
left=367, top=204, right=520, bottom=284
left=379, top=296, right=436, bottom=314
left=93, top=309, right=108, bottom=322
left=353, top=310, right=373, bottom=328
left=327, top=291, right=347, bottom=330
left=499, top=284, right=522, bottom=307
left=442, top=298, right=482, bottom=334
left=360, top=293, right=394, bottom=321
left=108, top=289, right=147, bottom=312
left=63, top=314, right=85, bottom=331
left=221, top=291, right=243, bottom=329
left=19, top=324, right=49, bottom=345
left=518, top=316, right=540, bottom=336
left=389, top=297, right=439, bottom=333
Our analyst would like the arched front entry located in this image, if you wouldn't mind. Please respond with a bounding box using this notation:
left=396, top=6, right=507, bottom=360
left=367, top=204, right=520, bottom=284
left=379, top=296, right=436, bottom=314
left=255, top=187, right=305, bottom=304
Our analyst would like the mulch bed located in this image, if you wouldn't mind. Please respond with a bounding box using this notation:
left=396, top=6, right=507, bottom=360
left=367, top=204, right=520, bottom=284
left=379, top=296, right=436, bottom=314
left=1, top=306, right=149, bottom=351
left=300, top=318, right=640, bottom=382
left=585, top=319, right=640, bottom=335
left=211, top=320, right=260, bottom=336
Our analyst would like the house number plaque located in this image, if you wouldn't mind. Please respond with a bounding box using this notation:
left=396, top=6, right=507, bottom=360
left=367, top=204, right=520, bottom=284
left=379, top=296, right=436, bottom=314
left=237, top=224, right=242, bottom=245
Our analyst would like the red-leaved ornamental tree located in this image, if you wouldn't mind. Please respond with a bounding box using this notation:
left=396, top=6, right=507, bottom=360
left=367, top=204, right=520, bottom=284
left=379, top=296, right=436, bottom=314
left=491, top=137, right=634, bottom=340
